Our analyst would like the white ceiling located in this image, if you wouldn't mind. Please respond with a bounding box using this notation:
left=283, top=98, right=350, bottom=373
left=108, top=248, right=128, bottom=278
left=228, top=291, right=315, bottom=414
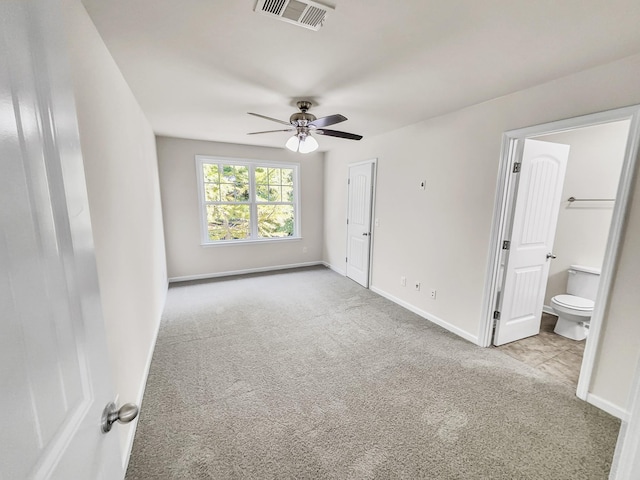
left=81, top=0, right=640, bottom=151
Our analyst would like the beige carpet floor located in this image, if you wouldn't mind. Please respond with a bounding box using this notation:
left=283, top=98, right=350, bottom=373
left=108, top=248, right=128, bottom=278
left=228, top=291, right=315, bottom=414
left=126, top=266, right=619, bottom=479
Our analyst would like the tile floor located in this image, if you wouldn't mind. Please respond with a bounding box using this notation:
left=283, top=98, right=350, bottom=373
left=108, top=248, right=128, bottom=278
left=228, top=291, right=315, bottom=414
left=496, top=313, right=586, bottom=386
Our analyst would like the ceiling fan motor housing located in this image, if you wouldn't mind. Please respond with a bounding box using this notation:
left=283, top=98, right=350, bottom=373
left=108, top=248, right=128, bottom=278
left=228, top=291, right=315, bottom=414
left=290, top=112, right=316, bottom=126
left=290, top=101, right=316, bottom=126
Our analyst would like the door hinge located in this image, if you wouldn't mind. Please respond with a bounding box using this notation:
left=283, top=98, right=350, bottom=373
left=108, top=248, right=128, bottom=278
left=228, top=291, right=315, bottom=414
left=502, top=240, right=510, bottom=250
left=346, top=218, right=349, bottom=225
left=345, top=257, right=348, bottom=263
left=348, top=178, right=350, bottom=185
left=493, top=310, right=501, bottom=320
left=512, top=162, right=521, bottom=173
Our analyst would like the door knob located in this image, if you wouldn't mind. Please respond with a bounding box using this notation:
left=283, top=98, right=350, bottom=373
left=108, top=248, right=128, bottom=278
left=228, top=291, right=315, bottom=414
left=546, top=253, right=557, bottom=260
left=101, top=402, right=139, bottom=433
left=362, top=232, right=370, bottom=236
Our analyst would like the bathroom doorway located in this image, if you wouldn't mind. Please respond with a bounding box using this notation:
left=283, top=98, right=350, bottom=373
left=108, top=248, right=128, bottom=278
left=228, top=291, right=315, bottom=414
left=497, top=121, right=628, bottom=385
left=480, top=105, right=640, bottom=414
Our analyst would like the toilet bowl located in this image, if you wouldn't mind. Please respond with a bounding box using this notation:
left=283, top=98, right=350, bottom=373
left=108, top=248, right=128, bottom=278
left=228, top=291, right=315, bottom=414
left=550, top=294, right=593, bottom=341
left=550, top=265, right=600, bottom=341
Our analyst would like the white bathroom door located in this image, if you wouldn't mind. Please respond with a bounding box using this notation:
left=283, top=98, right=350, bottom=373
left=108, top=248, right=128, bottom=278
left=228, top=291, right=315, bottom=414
left=493, top=139, right=570, bottom=346
left=0, top=1, right=123, bottom=478
left=346, top=162, right=375, bottom=287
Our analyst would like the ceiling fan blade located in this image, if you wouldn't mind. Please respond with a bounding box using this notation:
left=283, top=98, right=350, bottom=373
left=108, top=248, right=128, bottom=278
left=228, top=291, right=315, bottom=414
left=247, top=129, right=295, bottom=135
left=248, top=112, right=292, bottom=126
left=315, top=129, right=363, bottom=140
left=310, top=114, right=347, bottom=128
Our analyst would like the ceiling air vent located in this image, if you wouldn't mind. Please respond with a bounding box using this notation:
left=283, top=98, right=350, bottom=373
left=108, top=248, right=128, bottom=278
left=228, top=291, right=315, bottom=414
left=254, top=0, right=334, bottom=31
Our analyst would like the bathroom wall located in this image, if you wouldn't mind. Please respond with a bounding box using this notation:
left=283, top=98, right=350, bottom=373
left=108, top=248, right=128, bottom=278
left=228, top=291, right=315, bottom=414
left=535, top=120, right=629, bottom=306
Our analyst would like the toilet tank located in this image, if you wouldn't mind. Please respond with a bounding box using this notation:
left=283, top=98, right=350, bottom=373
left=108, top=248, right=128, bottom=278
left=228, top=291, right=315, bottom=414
left=567, top=265, right=601, bottom=300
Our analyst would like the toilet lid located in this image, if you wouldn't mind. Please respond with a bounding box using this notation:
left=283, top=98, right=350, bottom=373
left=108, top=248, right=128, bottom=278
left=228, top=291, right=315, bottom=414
left=553, top=294, right=594, bottom=311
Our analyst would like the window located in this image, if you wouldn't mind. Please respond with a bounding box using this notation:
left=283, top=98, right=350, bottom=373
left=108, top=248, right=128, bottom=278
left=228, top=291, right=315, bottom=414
left=196, top=156, right=300, bottom=244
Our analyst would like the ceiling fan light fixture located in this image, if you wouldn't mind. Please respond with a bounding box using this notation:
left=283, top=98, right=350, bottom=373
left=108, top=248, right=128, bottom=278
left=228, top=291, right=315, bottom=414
left=285, top=133, right=319, bottom=153
left=298, top=134, right=318, bottom=153
left=285, top=134, right=301, bottom=152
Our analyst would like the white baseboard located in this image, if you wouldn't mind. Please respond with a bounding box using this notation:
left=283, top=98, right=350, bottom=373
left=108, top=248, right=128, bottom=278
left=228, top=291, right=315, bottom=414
left=122, top=283, right=166, bottom=470
left=168, top=261, right=324, bottom=283
left=370, top=286, right=479, bottom=345
left=322, top=261, right=346, bottom=276
left=586, top=393, right=628, bottom=421
left=542, top=305, right=558, bottom=316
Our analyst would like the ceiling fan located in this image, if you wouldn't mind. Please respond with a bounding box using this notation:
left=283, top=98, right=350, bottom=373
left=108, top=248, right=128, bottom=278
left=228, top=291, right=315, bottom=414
left=247, top=101, right=363, bottom=153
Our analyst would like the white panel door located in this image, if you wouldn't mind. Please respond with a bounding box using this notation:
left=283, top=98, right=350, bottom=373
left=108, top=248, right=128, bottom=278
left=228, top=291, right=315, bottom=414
left=346, top=162, right=374, bottom=287
left=494, top=139, right=570, bottom=346
left=0, top=1, right=123, bottom=478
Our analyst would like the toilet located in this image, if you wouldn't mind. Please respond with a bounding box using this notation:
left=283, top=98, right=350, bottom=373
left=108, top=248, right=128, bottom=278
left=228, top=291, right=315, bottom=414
left=550, top=265, right=600, bottom=341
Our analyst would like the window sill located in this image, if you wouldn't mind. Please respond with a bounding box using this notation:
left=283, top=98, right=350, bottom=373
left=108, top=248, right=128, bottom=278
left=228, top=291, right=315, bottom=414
left=200, top=236, right=302, bottom=247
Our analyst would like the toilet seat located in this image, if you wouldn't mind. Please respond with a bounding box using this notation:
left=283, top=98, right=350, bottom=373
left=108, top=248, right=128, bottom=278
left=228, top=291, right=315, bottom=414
left=551, top=294, right=594, bottom=311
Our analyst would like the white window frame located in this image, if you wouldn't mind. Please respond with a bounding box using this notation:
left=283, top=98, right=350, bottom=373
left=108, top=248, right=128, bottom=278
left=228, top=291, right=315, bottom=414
left=195, top=155, right=301, bottom=245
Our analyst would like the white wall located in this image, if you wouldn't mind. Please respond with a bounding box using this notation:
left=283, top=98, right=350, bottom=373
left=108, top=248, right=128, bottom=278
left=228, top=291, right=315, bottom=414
left=63, top=0, right=167, bottom=463
left=535, top=121, right=629, bottom=305
left=156, top=137, right=324, bottom=280
left=324, top=53, right=640, bottom=413
left=592, top=161, right=640, bottom=412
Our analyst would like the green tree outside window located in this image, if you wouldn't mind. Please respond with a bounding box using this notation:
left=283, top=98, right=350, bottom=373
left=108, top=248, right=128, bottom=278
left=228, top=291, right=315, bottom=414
left=201, top=161, right=297, bottom=242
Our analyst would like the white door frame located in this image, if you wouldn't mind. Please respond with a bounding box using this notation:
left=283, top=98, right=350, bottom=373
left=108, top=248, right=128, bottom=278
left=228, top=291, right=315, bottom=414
left=345, top=158, right=377, bottom=287
left=479, top=105, right=640, bottom=402
left=611, top=353, right=640, bottom=478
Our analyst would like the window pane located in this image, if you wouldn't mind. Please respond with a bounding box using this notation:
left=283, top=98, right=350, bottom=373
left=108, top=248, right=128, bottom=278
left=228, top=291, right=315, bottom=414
left=235, top=165, right=249, bottom=184
left=268, top=186, right=281, bottom=202
left=255, top=167, right=267, bottom=185
left=206, top=205, right=250, bottom=240
left=256, top=184, right=270, bottom=202
left=282, top=186, right=294, bottom=202
left=236, top=181, right=249, bottom=201
left=281, top=168, right=294, bottom=186
left=257, top=205, right=294, bottom=238
left=229, top=166, right=249, bottom=200
left=203, top=163, right=219, bottom=182
left=268, top=168, right=281, bottom=185
left=220, top=183, right=237, bottom=202
left=204, top=183, right=220, bottom=202
left=221, top=165, right=236, bottom=183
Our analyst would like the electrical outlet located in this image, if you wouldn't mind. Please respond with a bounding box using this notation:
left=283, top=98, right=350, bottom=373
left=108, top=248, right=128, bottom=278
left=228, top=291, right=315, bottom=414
left=375, top=218, right=380, bottom=227
left=302, top=246, right=308, bottom=253
left=400, top=276, right=406, bottom=287
left=419, top=180, right=426, bottom=191
left=414, top=282, right=421, bottom=291
left=430, top=289, right=437, bottom=299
